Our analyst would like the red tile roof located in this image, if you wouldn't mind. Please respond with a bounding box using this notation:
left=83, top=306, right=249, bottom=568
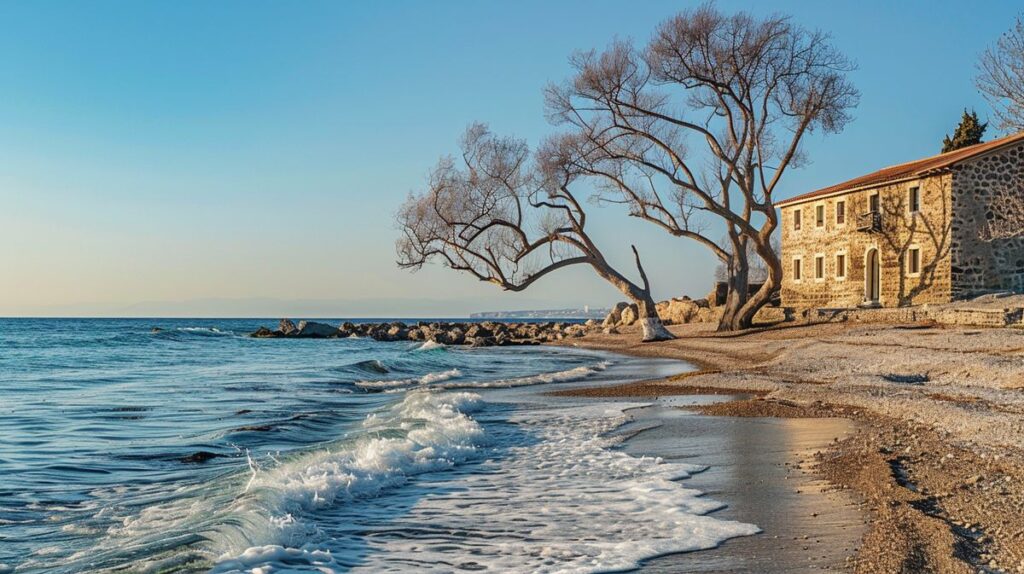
left=776, top=130, right=1024, bottom=207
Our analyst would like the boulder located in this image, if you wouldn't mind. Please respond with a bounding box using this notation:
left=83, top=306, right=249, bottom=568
left=619, top=303, right=639, bottom=326
left=695, top=307, right=725, bottom=324
left=467, top=336, right=495, bottom=348
left=295, top=320, right=338, bottom=338
left=656, top=297, right=701, bottom=325
left=465, top=325, right=493, bottom=339
left=603, top=302, right=630, bottom=327
left=279, top=319, right=298, bottom=336
left=250, top=326, right=276, bottom=338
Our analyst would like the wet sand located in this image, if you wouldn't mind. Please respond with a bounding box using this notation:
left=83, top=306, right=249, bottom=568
left=612, top=397, right=865, bottom=573
left=553, top=321, right=1024, bottom=573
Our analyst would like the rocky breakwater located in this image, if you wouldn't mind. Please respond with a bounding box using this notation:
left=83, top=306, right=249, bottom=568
left=250, top=318, right=597, bottom=347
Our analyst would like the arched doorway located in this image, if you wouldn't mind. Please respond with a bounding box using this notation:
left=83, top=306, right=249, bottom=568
left=865, top=248, right=880, bottom=304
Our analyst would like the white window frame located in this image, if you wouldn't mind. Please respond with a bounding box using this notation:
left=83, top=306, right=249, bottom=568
left=814, top=203, right=825, bottom=228
left=793, top=208, right=802, bottom=231
left=814, top=253, right=826, bottom=282
left=792, top=256, right=804, bottom=283
left=835, top=250, right=848, bottom=281
left=906, top=245, right=922, bottom=277
left=835, top=199, right=847, bottom=226
left=908, top=185, right=921, bottom=215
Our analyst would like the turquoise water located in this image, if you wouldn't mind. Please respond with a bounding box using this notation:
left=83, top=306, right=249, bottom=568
left=0, top=318, right=755, bottom=573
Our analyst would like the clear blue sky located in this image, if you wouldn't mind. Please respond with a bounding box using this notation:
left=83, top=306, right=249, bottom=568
left=1, top=0, right=1019, bottom=317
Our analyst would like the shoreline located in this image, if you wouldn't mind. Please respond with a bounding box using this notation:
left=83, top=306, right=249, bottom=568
left=552, top=321, right=1024, bottom=573
left=618, top=401, right=865, bottom=573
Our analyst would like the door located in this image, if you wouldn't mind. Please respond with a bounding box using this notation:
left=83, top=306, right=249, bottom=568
left=865, top=248, right=880, bottom=303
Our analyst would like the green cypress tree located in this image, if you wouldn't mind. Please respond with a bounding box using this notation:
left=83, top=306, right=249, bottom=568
left=941, top=109, right=988, bottom=153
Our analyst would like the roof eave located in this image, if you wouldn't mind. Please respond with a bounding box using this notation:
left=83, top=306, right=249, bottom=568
left=775, top=170, right=948, bottom=208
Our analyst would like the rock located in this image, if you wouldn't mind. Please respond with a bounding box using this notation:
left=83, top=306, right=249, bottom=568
left=603, top=326, right=620, bottom=335
left=250, top=326, right=276, bottom=338
left=466, top=325, right=493, bottom=339
left=603, top=302, right=630, bottom=327
left=696, top=307, right=724, bottom=324
left=447, top=327, right=466, bottom=345
left=656, top=298, right=701, bottom=325
left=181, top=451, right=223, bottom=464
left=295, top=320, right=338, bottom=338
left=467, top=336, right=494, bottom=347
left=279, top=319, right=298, bottom=336
left=619, top=303, right=639, bottom=326
left=584, top=319, right=598, bottom=329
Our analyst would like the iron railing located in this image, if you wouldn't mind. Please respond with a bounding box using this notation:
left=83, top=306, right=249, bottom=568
left=857, top=211, right=881, bottom=233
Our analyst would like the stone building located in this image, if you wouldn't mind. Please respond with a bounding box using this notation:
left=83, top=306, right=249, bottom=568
left=778, top=131, right=1024, bottom=309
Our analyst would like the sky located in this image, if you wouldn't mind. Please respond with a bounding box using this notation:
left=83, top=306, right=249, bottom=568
left=0, top=0, right=1020, bottom=317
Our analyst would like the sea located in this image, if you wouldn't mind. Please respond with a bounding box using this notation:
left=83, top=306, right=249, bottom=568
left=0, top=318, right=758, bottom=573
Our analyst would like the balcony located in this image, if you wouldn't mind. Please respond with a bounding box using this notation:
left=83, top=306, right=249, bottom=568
left=857, top=211, right=881, bottom=233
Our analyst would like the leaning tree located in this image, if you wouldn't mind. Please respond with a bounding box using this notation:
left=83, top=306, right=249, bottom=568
left=396, top=124, right=674, bottom=341
left=543, top=5, right=858, bottom=330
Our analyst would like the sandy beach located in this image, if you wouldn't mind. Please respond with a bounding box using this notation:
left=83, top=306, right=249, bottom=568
left=554, top=321, right=1024, bottom=573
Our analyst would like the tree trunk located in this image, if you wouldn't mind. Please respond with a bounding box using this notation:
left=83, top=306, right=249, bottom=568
left=637, top=296, right=674, bottom=342
left=717, top=248, right=750, bottom=331
left=726, top=240, right=782, bottom=330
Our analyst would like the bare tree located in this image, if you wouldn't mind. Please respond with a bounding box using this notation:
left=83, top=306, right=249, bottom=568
left=544, top=4, right=858, bottom=330
left=977, top=17, right=1024, bottom=133
left=980, top=181, right=1024, bottom=240
left=714, top=236, right=780, bottom=285
left=396, top=124, right=674, bottom=342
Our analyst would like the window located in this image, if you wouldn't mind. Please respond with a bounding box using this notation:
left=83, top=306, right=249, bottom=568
left=908, top=186, right=920, bottom=213
left=814, top=254, right=825, bottom=280
left=836, top=200, right=846, bottom=225
left=793, top=209, right=802, bottom=231
left=793, top=258, right=802, bottom=281
left=869, top=192, right=880, bottom=213
left=815, top=204, right=825, bottom=227
left=907, top=246, right=921, bottom=276
left=836, top=253, right=847, bottom=279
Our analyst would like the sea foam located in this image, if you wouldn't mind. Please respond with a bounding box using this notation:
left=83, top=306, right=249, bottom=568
left=215, top=395, right=759, bottom=573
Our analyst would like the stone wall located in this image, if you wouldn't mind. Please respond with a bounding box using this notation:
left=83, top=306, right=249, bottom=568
left=780, top=173, right=954, bottom=309
left=949, top=143, right=1024, bottom=297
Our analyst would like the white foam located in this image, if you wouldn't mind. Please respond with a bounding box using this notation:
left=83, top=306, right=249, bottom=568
left=354, top=368, right=462, bottom=390
left=435, top=361, right=610, bottom=389
left=210, top=545, right=338, bottom=574
left=413, top=340, right=446, bottom=351
left=218, top=396, right=758, bottom=573
left=176, top=327, right=231, bottom=336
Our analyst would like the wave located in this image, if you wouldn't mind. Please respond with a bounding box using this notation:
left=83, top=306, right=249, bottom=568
left=150, top=327, right=238, bottom=340
left=355, top=368, right=462, bottom=390
left=216, top=396, right=758, bottom=573
left=435, top=360, right=610, bottom=390
left=211, top=391, right=486, bottom=567
left=346, top=359, right=390, bottom=374
left=413, top=340, right=446, bottom=352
